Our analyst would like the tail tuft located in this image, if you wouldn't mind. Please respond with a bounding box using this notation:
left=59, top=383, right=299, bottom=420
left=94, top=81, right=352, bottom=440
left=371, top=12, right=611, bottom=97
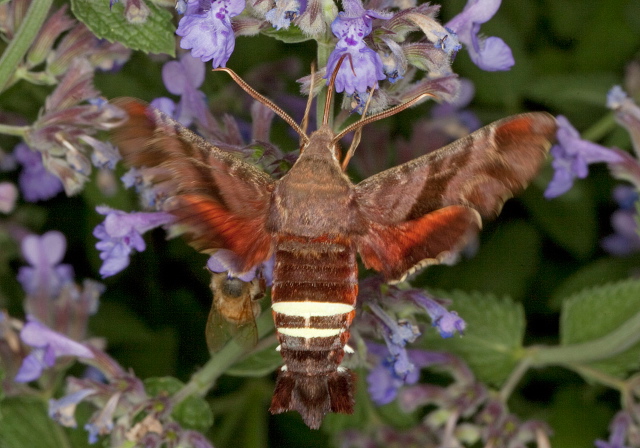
left=269, top=369, right=356, bottom=429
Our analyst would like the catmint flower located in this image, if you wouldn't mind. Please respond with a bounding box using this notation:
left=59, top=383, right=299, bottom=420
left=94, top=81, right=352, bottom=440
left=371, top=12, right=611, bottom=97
left=26, top=58, right=126, bottom=196
left=545, top=116, right=625, bottom=198
left=407, top=291, right=466, bottom=338
left=595, top=412, right=633, bottom=448
left=601, top=186, right=640, bottom=256
left=324, top=0, right=388, bottom=95
left=27, top=6, right=75, bottom=67
left=207, top=249, right=275, bottom=285
left=176, top=0, right=246, bottom=68
left=17, top=231, right=74, bottom=299
left=0, top=182, right=18, bottom=213
left=85, top=392, right=121, bottom=444
left=15, top=317, right=94, bottom=383
left=156, top=53, right=208, bottom=126
left=366, top=342, right=420, bottom=405
left=608, top=86, right=640, bottom=156
left=265, top=0, right=301, bottom=30
left=84, top=136, right=121, bottom=170
left=446, top=0, right=514, bottom=71
left=93, top=206, right=174, bottom=278
left=13, top=143, right=64, bottom=202
left=121, top=168, right=162, bottom=210
left=49, top=388, right=96, bottom=427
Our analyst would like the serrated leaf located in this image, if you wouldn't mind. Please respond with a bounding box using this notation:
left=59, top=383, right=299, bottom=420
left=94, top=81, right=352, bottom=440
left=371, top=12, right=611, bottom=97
left=71, top=0, right=176, bottom=56
left=226, top=342, right=281, bottom=377
left=561, top=279, right=640, bottom=377
left=260, top=26, right=313, bottom=43
left=421, top=290, right=525, bottom=386
left=0, top=398, right=68, bottom=448
left=173, top=395, right=214, bottom=432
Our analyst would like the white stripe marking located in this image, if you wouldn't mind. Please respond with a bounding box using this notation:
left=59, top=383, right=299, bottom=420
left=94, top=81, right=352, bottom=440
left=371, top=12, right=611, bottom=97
left=272, top=301, right=354, bottom=318
left=344, top=344, right=354, bottom=354
left=278, top=327, right=343, bottom=338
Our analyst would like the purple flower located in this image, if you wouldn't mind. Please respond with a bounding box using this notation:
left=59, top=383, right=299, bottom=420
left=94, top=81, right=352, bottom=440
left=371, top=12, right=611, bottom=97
left=207, top=249, right=274, bottom=285
left=156, top=53, right=208, bottom=126
left=176, top=0, right=245, bottom=68
left=545, top=116, right=625, bottom=198
left=407, top=291, right=466, bottom=338
left=601, top=186, right=640, bottom=256
left=595, top=412, right=632, bottom=448
left=85, top=392, right=121, bottom=444
left=324, top=0, right=388, bottom=95
left=0, top=182, right=18, bottom=213
left=446, top=0, right=514, bottom=71
left=366, top=343, right=421, bottom=405
left=17, top=231, right=74, bottom=298
left=608, top=86, right=640, bottom=157
left=265, top=0, right=301, bottom=30
left=15, top=317, right=94, bottom=383
left=49, top=388, right=96, bottom=428
left=13, top=143, right=64, bottom=202
left=93, top=206, right=174, bottom=278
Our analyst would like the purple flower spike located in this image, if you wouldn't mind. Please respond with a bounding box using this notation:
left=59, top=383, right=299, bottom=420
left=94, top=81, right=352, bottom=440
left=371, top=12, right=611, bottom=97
left=177, top=0, right=246, bottom=68
left=207, top=249, right=275, bottom=285
left=406, top=290, right=466, bottom=338
left=265, top=0, right=301, bottom=30
left=17, top=231, right=74, bottom=298
left=13, top=143, right=64, bottom=202
left=93, top=206, right=174, bottom=278
left=325, top=0, right=388, bottom=95
left=446, top=0, right=514, bottom=71
left=601, top=187, right=640, bottom=256
left=544, top=116, right=625, bottom=199
left=15, top=317, right=94, bottom=383
left=49, top=389, right=96, bottom=428
left=85, top=392, right=121, bottom=444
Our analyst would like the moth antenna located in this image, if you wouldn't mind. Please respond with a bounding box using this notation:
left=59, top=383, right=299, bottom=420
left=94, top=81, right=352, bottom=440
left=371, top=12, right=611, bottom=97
left=341, top=86, right=376, bottom=171
left=214, top=67, right=309, bottom=145
left=299, top=63, right=316, bottom=151
left=323, top=54, right=350, bottom=127
left=332, top=91, right=436, bottom=146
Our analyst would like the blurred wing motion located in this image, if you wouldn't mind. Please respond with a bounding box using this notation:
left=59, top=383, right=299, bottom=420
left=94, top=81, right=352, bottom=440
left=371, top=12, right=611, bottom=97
left=110, top=98, right=276, bottom=274
left=355, top=113, right=557, bottom=282
left=206, top=272, right=265, bottom=353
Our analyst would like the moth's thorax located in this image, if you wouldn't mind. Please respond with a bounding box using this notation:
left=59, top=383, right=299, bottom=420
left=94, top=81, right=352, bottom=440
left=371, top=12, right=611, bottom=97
left=269, top=127, right=361, bottom=238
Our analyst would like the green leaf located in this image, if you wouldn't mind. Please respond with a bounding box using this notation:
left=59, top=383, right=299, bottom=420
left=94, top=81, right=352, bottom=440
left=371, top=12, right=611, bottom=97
left=523, top=176, right=598, bottom=260
left=71, top=0, right=175, bottom=56
left=260, top=26, right=313, bottom=43
left=0, top=398, right=69, bottom=448
left=173, top=395, right=214, bottom=432
left=419, top=220, right=542, bottom=301
left=226, top=341, right=281, bottom=377
left=561, top=279, right=640, bottom=376
left=144, top=376, right=185, bottom=396
left=421, top=290, right=526, bottom=386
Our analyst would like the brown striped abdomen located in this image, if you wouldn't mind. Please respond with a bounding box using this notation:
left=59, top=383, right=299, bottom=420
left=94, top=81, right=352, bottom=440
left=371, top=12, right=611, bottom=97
left=268, top=235, right=358, bottom=428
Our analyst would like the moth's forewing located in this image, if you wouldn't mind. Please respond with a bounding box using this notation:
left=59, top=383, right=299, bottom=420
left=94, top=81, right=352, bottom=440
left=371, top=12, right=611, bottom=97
left=110, top=98, right=276, bottom=273
left=355, top=113, right=557, bottom=282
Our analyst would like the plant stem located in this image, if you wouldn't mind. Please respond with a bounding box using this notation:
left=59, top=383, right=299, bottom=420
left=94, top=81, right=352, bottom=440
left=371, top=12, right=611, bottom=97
left=0, top=123, right=30, bottom=137
left=582, top=112, right=616, bottom=142
left=172, top=310, right=275, bottom=404
left=528, top=308, right=640, bottom=367
left=0, top=0, right=54, bottom=93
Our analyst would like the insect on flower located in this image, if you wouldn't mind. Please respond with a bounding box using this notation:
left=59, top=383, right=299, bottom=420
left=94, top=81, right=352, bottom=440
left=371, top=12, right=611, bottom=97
left=110, top=62, right=556, bottom=429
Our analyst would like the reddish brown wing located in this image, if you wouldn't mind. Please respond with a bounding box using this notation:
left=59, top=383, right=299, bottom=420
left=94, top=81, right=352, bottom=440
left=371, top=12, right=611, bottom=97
left=111, top=98, right=275, bottom=273
left=355, top=113, right=557, bottom=282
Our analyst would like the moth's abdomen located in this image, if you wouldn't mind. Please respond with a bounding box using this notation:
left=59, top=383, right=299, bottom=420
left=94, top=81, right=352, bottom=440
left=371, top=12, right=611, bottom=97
left=269, top=235, right=357, bottom=429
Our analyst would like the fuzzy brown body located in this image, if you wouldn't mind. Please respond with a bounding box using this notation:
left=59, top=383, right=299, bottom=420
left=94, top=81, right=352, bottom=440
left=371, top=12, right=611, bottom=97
left=111, top=98, right=557, bottom=429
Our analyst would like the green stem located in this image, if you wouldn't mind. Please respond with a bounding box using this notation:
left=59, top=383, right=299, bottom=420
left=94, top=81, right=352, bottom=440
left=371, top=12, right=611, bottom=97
left=571, top=364, right=626, bottom=391
left=0, top=123, right=30, bottom=137
left=0, top=0, right=53, bottom=93
left=316, top=37, right=334, bottom=130
left=582, top=112, right=617, bottom=142
left=528, top=308, right=640, bottom=367
left=499, top=356, right=532, bottom=402
left=172, top=310, right=275, bottom=404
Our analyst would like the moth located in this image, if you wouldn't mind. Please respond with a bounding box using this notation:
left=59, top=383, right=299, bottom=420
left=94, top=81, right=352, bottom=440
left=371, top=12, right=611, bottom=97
left=111, top=68, right=556, bottom=429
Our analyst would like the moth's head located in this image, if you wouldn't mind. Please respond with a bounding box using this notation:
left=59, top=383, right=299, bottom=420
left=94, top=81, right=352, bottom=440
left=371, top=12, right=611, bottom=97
left=303, top=125, right=341, bottom=161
